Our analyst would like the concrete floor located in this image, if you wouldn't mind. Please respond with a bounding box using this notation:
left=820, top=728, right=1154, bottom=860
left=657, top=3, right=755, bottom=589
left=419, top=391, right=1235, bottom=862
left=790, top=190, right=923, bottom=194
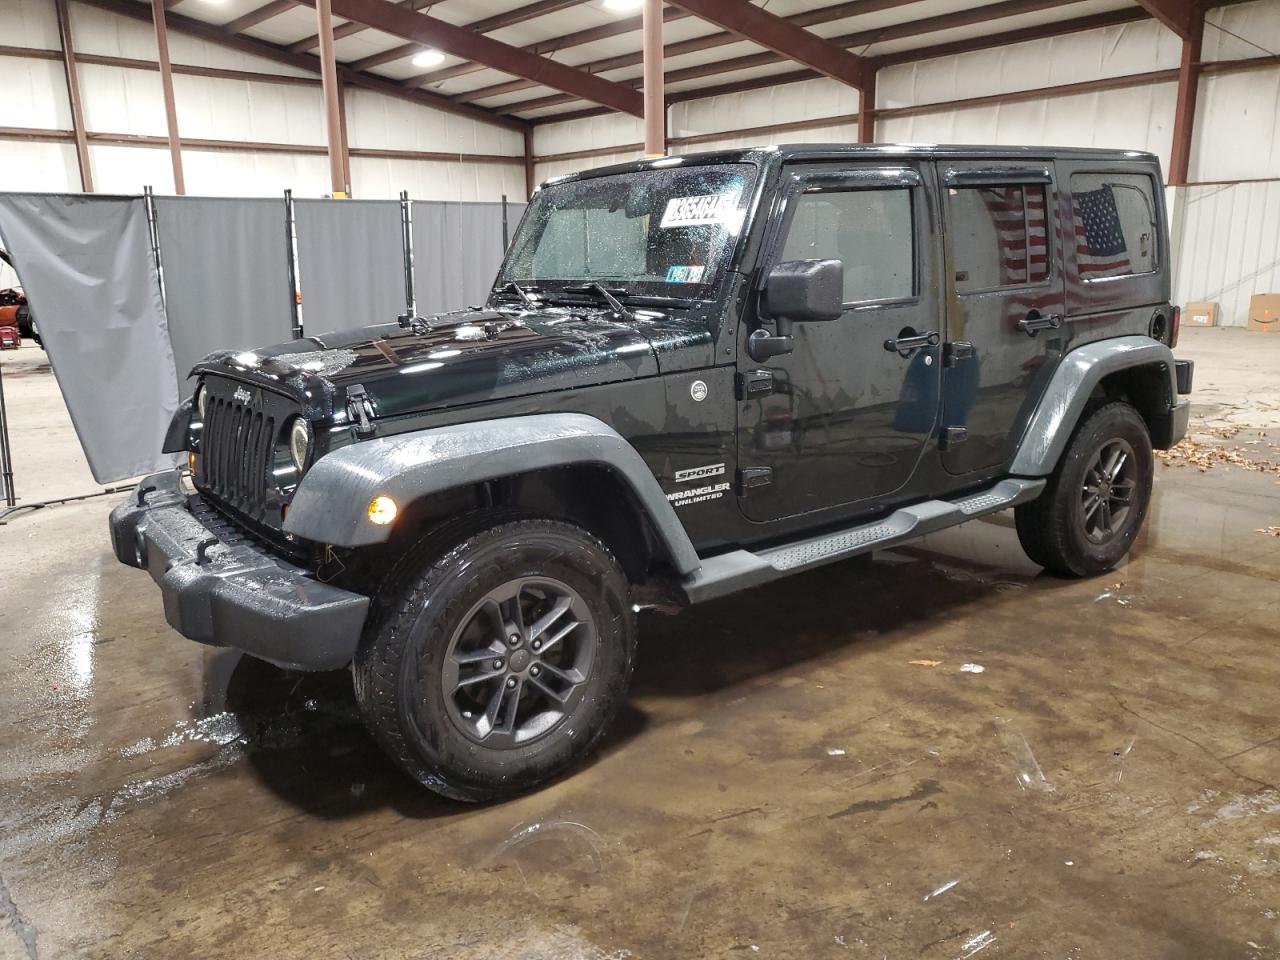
left=1, top=329, right=1279, bottom=959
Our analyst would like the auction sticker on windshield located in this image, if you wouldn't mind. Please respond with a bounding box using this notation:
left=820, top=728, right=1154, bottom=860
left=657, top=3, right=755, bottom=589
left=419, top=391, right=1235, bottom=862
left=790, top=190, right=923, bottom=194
left=660, top=193, right=739, bottom=228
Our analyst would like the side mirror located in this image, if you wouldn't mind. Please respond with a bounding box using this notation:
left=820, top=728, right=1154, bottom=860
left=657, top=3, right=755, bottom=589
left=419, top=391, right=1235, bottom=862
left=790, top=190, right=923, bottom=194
left=749, top=259, right=844, bottom=362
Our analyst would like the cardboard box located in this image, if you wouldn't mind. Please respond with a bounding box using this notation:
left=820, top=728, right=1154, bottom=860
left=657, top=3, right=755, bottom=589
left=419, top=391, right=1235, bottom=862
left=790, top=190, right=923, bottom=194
left=1249, top=293, right=1280, bottom=333
left=1184, top=301, right=1219, bottom=327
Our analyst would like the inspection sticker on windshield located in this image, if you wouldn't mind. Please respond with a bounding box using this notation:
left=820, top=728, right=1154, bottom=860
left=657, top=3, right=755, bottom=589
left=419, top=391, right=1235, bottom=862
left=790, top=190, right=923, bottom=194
left=660, top=192, right=739, bottom=228
left=665, top=265, right=706, bottom=283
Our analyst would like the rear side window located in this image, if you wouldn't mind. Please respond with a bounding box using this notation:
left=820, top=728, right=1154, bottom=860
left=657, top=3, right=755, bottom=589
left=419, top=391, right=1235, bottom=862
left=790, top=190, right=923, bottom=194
left=948, top=184, right=1049, bottom=293
left=780, top=188, right=914, bottom=304
left=1069, top=172, right=1158, bottom=280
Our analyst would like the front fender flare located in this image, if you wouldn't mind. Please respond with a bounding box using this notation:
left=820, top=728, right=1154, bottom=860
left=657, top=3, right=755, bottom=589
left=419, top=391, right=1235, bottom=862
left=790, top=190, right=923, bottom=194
left=1010, top=335, right=1178, bottom=476
left=282, top=413, right=701, bottom=575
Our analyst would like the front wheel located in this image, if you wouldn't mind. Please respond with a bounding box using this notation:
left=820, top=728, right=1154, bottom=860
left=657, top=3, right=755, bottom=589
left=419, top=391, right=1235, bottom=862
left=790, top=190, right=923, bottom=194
left=1015, top=401, right=1154, bottom=577
left=353, top=515, right=636, bottom=802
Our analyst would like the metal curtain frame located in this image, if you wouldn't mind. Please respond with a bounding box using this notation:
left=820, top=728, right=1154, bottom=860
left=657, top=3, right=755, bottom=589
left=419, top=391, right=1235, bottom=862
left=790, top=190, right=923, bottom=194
left=0, top=357, right=14, bottom=508
left=399, top=189, right=417, bottom=324
left=285, top=188, right=305, bottom=339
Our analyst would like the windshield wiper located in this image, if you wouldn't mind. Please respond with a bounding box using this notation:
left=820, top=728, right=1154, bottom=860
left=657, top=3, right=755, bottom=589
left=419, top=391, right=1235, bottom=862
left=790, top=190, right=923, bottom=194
left=491, top=280, right=539, bottom=307
left=564, top=281, right=633, bottom=320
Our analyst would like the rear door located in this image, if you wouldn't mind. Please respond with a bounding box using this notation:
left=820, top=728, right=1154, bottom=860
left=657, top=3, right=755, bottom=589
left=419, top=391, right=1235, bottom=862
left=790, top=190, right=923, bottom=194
left=937, top=161, right=1067, bottom=476
left=737, top=162, right=942, bottom=523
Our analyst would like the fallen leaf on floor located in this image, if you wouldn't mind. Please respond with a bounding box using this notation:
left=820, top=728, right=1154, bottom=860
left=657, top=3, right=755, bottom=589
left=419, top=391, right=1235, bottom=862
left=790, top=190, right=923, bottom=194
left=909, top=659, right=942, bottom=667
left=1258, top=527, right=1280, bottom=537
left=1156, top=436, right=1280, bottom=473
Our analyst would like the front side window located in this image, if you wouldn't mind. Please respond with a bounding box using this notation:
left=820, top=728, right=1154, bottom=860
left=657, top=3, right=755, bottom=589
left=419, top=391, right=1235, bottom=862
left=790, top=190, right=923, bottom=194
left=779, top=187, right=915, bottom=304
left=949, top=183, right=1049, bottom=293
left=1069, top=172, right=1158, bottom=280
left=500, top=163, right=757, bottom=296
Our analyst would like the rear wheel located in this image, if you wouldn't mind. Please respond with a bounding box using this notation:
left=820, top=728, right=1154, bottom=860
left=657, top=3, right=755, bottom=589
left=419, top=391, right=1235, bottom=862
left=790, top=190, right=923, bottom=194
left=353, top=515, right=635, bottom=802
left=1015, top=401, right=1153, bottom=577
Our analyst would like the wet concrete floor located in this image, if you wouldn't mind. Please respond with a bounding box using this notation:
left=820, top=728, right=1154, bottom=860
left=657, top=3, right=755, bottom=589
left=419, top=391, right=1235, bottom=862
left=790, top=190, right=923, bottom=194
left=1, top=448, right=1278, bottom=959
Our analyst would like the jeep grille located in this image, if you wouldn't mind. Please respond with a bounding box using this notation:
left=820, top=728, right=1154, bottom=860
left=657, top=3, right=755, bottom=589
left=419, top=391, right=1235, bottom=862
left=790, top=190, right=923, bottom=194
left=194, top=378, right=296, bottom=527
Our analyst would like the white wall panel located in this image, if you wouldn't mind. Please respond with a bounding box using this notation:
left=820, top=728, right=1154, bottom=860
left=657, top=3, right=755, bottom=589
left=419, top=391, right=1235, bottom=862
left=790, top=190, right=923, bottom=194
left=0, top=141, right=79, bottom=193
left=878, top=83, right=1177, bottom=172
left=174, top=75, right=327, bottom=146
left=879, top=20, right=1179, bottom=109
left=669, top=78, right=859, bottom=139
left=88, top=144, right=175, bottom=194
left=1203, top=0, right=1280, bottom=62
left=77, top=61, right=169, bottom=137
left=0, top=56, right=71, bottom=129
left=672, top=123, right=858, bottom=155
left=1, top=0, right=60, bottom=48
left=1190, top=67, right=1280, bottom=183
left=1173, top=181, right=1280, bottom=326
left=533, top=114, right=644, bottom=157
left=68, top=2, right=312, bottom=79
left=181, top=150, right=331, bottom=197
left=350, top=157, right=526, bottom=202
left=346, top=89, right=523, bottom=157
left=534, top=150, right=644, bottom=187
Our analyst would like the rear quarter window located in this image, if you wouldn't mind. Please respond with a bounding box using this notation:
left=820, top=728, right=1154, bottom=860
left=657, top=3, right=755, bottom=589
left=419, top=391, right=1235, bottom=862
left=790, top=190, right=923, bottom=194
left=1069, top=172, right=1159, bottom=281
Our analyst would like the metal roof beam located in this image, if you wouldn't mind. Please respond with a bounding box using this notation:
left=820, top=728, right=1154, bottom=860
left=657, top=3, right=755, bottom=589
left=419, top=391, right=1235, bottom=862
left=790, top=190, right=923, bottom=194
left=288, top=0, right=440, bottom=54
left=453, top=0, right=919, bottom=105
left=304, top=0, right=644, bottom=115
left=665, top=0, right=869, bottom=89
left=502, top=0, right=1075, bottom=115
left=222, top=0, right=301, bottom=35
left=1134, top=0, right=1201, bottom=38
left=408, top=6, right=693, bottom=87
left=76, top=0, right=528, bottom=130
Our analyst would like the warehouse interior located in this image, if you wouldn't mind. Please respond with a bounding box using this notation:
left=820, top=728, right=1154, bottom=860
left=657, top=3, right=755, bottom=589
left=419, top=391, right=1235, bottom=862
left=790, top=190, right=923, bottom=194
left=2, top=0, right=1280, bottom=956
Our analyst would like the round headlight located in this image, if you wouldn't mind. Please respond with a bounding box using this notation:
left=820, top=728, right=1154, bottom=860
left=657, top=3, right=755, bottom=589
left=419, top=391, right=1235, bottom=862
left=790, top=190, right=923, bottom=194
left=194, top=385, right=207, bottom=420
left=289, top=418, right=311, bottom=470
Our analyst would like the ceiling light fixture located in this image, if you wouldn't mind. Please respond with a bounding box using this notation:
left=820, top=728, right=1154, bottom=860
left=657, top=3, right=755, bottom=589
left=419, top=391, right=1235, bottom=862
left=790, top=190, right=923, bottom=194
left=602, top=0, right=644, bottom=11
left=411, top=48, right=446, bottom=68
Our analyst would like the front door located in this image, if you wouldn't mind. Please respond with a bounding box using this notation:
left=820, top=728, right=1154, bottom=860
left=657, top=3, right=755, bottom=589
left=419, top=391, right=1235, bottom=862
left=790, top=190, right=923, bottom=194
left=937, top=161, right=1067, bottom=476
left=737, top=163, right=942, bottom=524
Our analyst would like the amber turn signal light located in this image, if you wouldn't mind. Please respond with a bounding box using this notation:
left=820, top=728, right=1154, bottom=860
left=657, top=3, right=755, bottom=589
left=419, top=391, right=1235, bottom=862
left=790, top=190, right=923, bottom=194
left=367, top=495, right=398, bottom=526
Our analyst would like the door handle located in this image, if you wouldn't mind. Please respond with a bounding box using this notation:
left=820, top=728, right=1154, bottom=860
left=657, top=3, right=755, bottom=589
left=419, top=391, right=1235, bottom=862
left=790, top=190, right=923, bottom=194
left=1016, top=312, right=1062, bottom=336
left=883, top=329, right=939, bottom=354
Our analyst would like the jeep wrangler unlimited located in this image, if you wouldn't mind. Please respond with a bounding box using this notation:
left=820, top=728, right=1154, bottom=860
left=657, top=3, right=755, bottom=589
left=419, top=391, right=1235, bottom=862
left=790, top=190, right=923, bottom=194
left=111, top=144, right=1192, bottom=801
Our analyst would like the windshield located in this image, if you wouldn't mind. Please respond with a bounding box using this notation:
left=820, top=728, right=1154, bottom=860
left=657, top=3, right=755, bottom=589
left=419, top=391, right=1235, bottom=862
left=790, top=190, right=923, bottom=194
left=499, top=163, right=758, bottom=298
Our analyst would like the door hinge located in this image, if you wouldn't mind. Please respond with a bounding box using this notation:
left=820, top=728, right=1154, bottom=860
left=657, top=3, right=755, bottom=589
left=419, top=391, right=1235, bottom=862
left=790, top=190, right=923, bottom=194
left=940, top=426, right=968, bottom=449
left=735, top=369, right=774, bottom=401
left=736, top=466, right=773, bottom=495
left=943, top=341, right=975, bottom=368
left=346, top=384, right=376, bottom=437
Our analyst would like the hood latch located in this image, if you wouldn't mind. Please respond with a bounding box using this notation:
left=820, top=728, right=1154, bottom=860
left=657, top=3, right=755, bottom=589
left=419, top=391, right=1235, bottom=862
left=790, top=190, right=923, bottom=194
left=346, top=384, right=376, bottom=437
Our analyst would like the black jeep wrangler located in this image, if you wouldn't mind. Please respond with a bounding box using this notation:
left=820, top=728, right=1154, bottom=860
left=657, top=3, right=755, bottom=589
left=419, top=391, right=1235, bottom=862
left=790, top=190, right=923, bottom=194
left=111, top=144, right=1191, bottom=801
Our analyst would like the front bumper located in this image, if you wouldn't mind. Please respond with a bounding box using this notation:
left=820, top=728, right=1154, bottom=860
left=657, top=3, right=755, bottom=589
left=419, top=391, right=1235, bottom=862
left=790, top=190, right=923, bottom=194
left=108, top=470, right=368, bottom=671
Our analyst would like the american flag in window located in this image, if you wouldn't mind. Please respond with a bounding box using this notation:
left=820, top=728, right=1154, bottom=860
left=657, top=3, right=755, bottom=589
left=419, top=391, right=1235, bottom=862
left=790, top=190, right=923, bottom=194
left=1074, top=186, right=1132, bottom=279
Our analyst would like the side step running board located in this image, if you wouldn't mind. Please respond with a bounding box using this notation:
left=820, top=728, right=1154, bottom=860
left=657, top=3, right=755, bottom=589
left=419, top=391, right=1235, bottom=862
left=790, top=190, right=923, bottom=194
left=681, top=478, right=1045, bottom=604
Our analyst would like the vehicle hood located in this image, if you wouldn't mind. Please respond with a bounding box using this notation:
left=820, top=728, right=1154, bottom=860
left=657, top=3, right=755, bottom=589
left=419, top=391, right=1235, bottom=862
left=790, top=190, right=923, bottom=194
left=191, top=305, right=712, bottom=421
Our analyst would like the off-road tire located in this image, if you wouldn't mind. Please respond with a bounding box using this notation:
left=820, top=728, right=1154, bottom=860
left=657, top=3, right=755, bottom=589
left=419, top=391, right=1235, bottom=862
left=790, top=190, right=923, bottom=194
left=352, top=513, right=636, bottom=802
left=1015, top=401, right=1153, bottom=578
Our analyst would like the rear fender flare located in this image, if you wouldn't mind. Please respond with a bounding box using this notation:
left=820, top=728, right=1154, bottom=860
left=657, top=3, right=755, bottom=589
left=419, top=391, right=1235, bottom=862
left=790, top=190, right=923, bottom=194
left=1010, top=335, right=1177, bottom=476
left=282, top=412, right=702, bottom=575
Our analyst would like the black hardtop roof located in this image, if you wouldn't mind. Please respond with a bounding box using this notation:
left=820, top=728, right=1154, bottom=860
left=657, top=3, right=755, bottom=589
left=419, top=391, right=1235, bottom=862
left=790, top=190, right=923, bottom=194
left=546, top=143, right=1161, bottom=186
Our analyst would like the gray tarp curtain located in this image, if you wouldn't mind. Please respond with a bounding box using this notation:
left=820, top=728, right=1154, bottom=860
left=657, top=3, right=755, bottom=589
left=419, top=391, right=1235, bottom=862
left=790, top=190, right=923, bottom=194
left=413, top=201, right=523, bottom=314
left=155, top=197, right=293, bottom=392
left=0, top=194, right=181, bottom=484
left=295, top=199, right=406, bottom=334
left=0, top=194, right=515, bottom=485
